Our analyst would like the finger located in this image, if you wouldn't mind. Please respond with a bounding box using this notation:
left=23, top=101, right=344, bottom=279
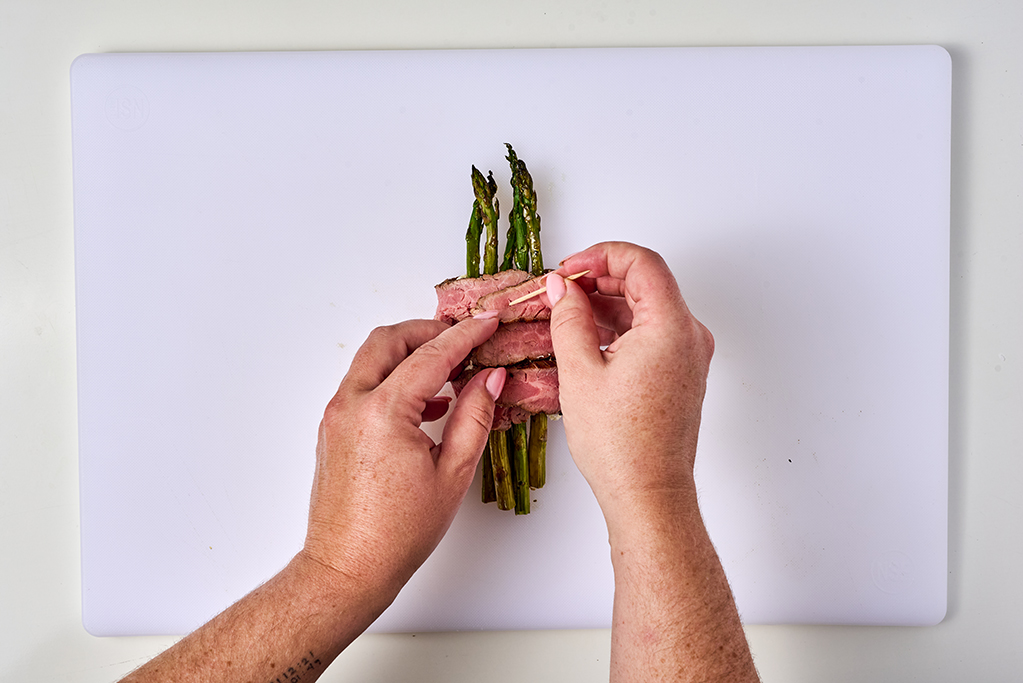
left=384, top=316, right=500, bottom=402
left=547, top=273, right=605, bottom=374
left=557, top=242, right=686, bottom=327
left=588, top=292, right=634, bottom=336
left=435, top=367, right=505, bottom=489
left=448, top=360, right=468, bottom=383
left=596, top=325, right=618, bottom=347
left=537, top=275, right=597, bottom=309
left=343, top=319, right=452, bottom=393
left=541, top=288, right=620, bottom=343
left=422, top=396, right=452, bottom=423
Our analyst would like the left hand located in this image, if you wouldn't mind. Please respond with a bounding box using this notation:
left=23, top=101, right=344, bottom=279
left=300, top=317, right=504, bottom=601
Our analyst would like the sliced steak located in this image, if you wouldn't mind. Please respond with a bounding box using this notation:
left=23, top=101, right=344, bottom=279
left=470, top=272, right=552, bottom=323
left=434, top=270, right=532, bottom=323
left=450, top=361, right=560, bottom=431
left=473, top=320, right=553, bottom=367
left=500, top=361, right=560, bottom=415
left=438, top=270, right=558, bottom=430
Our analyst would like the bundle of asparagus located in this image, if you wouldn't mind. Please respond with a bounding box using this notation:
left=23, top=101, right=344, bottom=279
left=462, top=144, right=549, bottom=515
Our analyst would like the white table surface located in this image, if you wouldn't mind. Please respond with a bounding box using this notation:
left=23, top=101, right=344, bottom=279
left=1, top=1, right=1020, bottom=681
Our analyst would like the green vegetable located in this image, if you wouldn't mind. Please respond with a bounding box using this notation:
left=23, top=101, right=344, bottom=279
left=472, top=166, right=500, bottom=276
left=466, top=201, right=482, bottom=278
left=489, top=430, right=515, bottom=511
left=528, top=413, right=547, bottom=490
left=510, top=146, right=549, bottom=493
left=481, top=440, right=497, bottom=504
left=511, top=423, right=530, bottom=514
left=505, top=144, right=530, bottom=272
left=462, top=146, right=551, bottom=513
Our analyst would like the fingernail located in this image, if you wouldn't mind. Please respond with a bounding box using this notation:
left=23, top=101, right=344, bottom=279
left=473, top=309, right=500, bottom=320
left=546, top=272, right=566, bottom=307
left=485, top=367, right=506, bottom=401
left=558, top=251, right=581, bottom=266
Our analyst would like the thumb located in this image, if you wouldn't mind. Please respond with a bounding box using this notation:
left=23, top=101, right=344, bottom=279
left=547, top=273, right=604, bottom=374
left=436, top=367, right=505, bottom=489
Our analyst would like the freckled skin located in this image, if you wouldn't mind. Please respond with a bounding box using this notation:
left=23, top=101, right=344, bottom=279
left=113, top=242, right=757, bottom=683
left=548, top=242, right=759, bottom=683
left=117, top=317, right=504, bottom=683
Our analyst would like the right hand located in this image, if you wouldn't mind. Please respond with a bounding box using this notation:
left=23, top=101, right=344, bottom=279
left=544, top=242, right=715, bottom=527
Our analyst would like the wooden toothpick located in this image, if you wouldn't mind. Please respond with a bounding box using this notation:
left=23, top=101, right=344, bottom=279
left=507, top=270, right=591, bottom=306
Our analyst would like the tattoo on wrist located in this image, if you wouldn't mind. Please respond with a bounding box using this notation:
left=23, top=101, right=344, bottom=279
left=270, top=652, right=322, bottom=683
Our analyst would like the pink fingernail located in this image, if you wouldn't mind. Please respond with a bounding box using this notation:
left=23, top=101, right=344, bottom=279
left=546, top=272, right=566, bottom=306
left=473, top=309, right=500, bottom=320
left=485, top=367, right=506, bottom=400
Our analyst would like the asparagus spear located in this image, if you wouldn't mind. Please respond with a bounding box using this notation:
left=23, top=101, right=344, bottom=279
left=510, top=422, right=530, bottom=514
left=481, top=439, right=497, bottom=504
left=465, top=180, right=491, bottom=501
left=505, top=144, right=530, bottom=271
left=494, top=144, right=534, bottom=511
left=472, top=164, right=514, bottom=510
left=512, top=152, right=549, bottom=491
left=489, top=430, right=515, bottom=511
left=501, top=145, right=523, bottom=271
left=466, top=200, right=482, bottom=278
left=517, top=156, right=543, bottom=276
left=472, top=166, right=500, bottom=276
left=500, top=216, right=517, bottom=271
left=528, top=413, right=547, bottom=489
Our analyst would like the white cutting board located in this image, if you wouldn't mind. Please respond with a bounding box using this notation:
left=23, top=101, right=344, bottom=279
left=72, top=47, right=950, bottom=635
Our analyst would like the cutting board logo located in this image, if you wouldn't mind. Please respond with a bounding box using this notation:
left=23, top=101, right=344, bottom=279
left=105, top=86, right=149, bottom=131
left=871, top=551, right=914, bottom=595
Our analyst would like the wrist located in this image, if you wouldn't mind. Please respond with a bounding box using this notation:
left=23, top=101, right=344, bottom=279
left=288, top=548, right=401, bottom=623
left=600, top=476, right=703, bottom=559
left=300, top=520, right=414, bottom=603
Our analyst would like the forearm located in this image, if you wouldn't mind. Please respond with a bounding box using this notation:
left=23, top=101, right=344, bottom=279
left=605, top=483, right=759, bottom=683
left=120, top=552, right=395, bottom=683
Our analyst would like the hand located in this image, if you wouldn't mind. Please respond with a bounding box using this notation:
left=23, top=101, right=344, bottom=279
left=547, top=244, right=759, bottom=683
left=545, top=242, right=715, bottom=526
left=116, top=317, right=506, bottom=683
left=300, top=317, right=505, bottom=601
